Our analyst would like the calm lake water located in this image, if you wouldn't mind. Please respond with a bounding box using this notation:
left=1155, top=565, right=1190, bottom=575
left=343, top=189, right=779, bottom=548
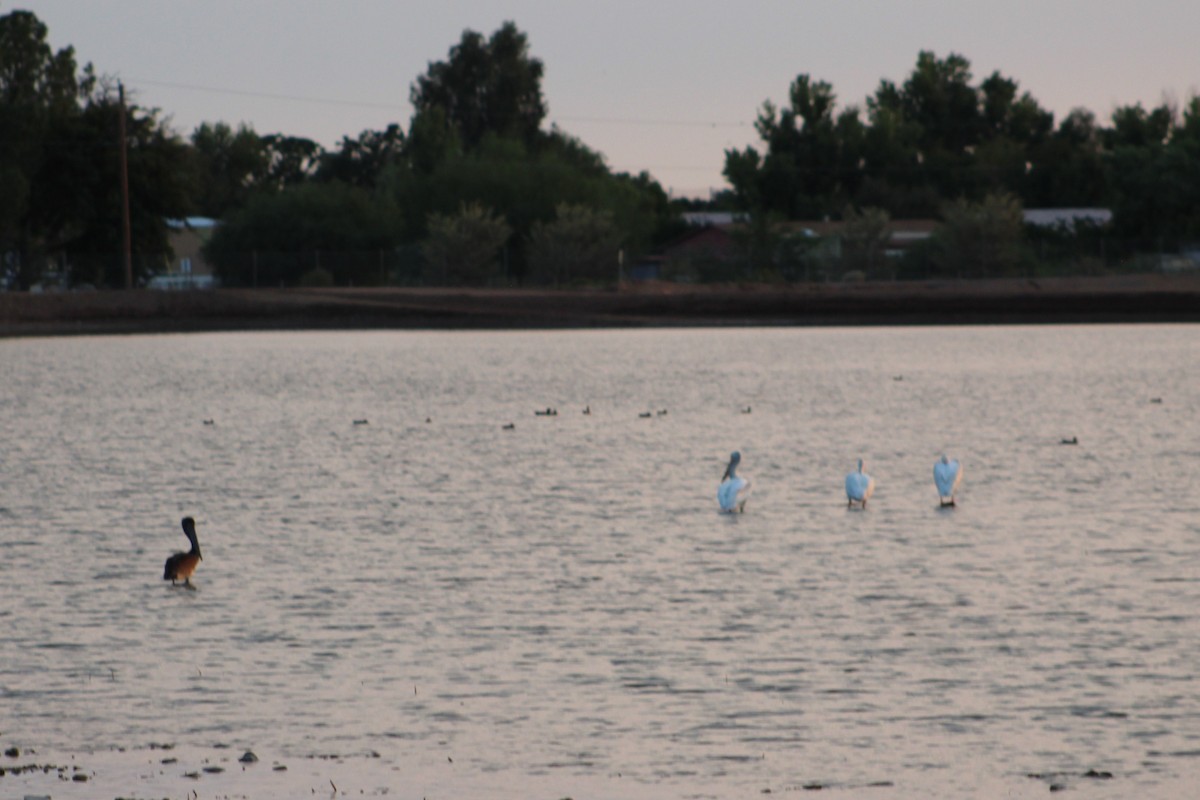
left=2, top=325, right=1199, bottom=799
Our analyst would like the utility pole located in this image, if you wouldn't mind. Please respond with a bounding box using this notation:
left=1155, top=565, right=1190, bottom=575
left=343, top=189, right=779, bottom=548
left=118, top=82, right=133, bottom=289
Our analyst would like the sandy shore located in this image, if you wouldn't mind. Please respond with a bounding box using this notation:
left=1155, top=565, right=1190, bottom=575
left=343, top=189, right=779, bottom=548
left=0, top=740, right=683, bottom=800
left=2, top=274, right=1199, bottom=337
left=1, top=741, right=511, bottom=800
left=5, top=739, right=1197, bottom=799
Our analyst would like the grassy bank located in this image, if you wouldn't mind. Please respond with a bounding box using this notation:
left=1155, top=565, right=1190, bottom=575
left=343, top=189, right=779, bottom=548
left=2, top=274, right=1199, bottom=337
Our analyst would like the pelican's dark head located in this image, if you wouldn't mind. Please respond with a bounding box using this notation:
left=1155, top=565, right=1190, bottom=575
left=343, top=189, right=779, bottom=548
left=181, top=516, right=201, bottom=557
left=723, top=451, right=741, bottom=480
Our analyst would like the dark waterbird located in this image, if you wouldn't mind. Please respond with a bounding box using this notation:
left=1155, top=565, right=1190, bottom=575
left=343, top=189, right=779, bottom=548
left=164, top=516, right=202, bottom=587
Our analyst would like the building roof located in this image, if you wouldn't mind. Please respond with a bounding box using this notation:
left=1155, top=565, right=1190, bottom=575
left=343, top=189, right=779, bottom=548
left=166, top=217, right=221, bottom=230
left=682, top=211, right=748, bottom=227
left=1023, top=208, right=1112, bottom=229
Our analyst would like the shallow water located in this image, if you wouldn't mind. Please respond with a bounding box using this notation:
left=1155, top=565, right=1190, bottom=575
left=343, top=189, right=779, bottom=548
left=2, top=325, right=1199, bottom=798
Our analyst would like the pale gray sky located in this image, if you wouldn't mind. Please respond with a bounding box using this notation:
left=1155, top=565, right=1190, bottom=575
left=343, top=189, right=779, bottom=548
left=20, top=0, right=1200, bottom=198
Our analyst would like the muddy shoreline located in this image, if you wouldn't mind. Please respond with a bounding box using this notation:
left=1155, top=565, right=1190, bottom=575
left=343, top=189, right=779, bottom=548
left=2, top=275, right=1199, bottom=337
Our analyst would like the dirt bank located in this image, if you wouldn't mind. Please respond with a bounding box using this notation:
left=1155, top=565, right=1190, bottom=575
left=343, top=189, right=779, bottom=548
left=2, top=274, right=1199, bottom=337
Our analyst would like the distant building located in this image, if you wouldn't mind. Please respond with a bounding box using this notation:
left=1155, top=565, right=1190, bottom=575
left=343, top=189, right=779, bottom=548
left=681, top=211, right=748, bottom=227
left=636, top=224, right=742, bottom=281
left=156, top=217, right=220, bottom=289
left=1023, top=208, right=1112, bottom=230
left=632, top=217, right=945, bottom=282
left=638, top=209, right=1115, bottom=282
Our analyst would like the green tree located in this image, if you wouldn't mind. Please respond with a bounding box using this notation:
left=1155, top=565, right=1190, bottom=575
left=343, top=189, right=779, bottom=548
left=260, top=133, right=323, bottom=189
left=0, top=9, right=92, bottom=287
left=390, top=131, right=666, bottom=282
left=1169, top=96, right=1200, bottom=239
left=316, top=124, right=404, bottom=188
left=526, top=203, right=621, bottom=286
left=205, top=182, right=403, bottom=287
left=188, top=121, right=269, bottom=217
left=1025, top=108, right=1108, bottom=207
left=979, top=71, right=1053, bottom=145
left=973, top=71, right=1053, bottom=197
left=839, top=205, right=892, bottom=278
left=0, top=10, right=192, bottom=288
left=722, top=146, right=763, bottom=211
left=931, top=192, right=1027, bottom=278
left=1107, top=99, right=1200, bottom=243
left=1104, top=102, right=1173, bottom=150
left=402, top=106, right=462, bottom=175
left=47, top=85, right=190, bottom=287
left=858, top=98, right=935, bottom=216
left=422, top=202, right=511, bottom=285
left=899, top=51, right=980, bottom=155
left=394, top=22, right=678, bottom=282
left=723, top=75, right=855, bottom=218
left=410, top=21, right=545, bottom=150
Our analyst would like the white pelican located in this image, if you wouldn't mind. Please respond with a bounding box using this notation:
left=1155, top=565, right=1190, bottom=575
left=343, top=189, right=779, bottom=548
left=933, top=455, right=962, bottom=507
left=717, top=451, right=751, bottom=513
left=845, top=459, right=875, bottom=508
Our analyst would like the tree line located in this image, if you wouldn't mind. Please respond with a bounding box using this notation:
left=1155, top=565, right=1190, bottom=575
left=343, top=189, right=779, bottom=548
left=2, top=9, right=1197, bottom=290
left=719, top=51, right=1200, bottom=276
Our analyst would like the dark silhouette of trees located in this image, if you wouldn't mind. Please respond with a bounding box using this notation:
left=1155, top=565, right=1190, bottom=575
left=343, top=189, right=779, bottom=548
left=315, top=124, right=405, bottom=189
left=422, top=202, right=511, bottom=285
left=410, top=21, right=545, bottom=150
left=4, top=8, right=1199, bottom=289
left=188, top=122, right=270, bottom=217
left=0, top=9, right=188, bottom=288
left=0, top=9, right=92, bottom=287
left=206, top=182, right=402, bottom=287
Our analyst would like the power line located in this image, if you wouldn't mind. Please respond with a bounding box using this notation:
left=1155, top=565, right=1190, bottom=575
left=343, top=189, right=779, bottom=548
left=124, top=76, right=750, bottom=130
left=125, top=77, right=406, bottom=111
left=553, top=115, right=750, bottom=129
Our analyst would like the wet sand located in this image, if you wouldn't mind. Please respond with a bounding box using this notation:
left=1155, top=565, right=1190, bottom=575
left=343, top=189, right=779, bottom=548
left=5, top=740, right=1196, bottom=798
left=0, top=740, right=684, bottom=800
left=2, top=742, right=405, bottom=800
left=2, top=274, right=1199, bottom=337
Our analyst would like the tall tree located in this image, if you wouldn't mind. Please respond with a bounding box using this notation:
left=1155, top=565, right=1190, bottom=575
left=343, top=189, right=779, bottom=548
left=1107, top=100, right=1200, bottom=242
left=205, top=181, right=403, bottom=287
left=260, top=133, right=323, bottom=189
left=858, top=99, right=932, bottom=215
left=48, top=85, right=190, bottom=286
left=410, top=21, right=545, bottom=150
left=899, top=51, right=980, bottom=154
left=188, top=121, right=269, bottom=217
left=0, top=9, right=92, bottom=287
left=895, top=51, right=981, bottom=199
left=1024, top=108, right=1108, bottom=207
left=723, top=74, right=856, bottom=218
left=389, top=130, right=666, bottom=282
left=316, top=124, right=404, bottom=188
